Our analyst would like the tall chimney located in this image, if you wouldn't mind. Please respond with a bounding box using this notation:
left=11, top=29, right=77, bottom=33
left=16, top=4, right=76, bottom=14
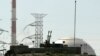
left=11, top=0, right=16, bottom=46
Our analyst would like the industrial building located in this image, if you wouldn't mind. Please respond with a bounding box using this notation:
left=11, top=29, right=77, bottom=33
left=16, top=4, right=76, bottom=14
left=5, top=44, right=81, bottom=56
left=4, top=31, right=96, bottom=56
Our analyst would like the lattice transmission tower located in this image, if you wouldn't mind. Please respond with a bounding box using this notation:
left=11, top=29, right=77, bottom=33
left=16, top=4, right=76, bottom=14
left=31, top=13, right=47, bottom=48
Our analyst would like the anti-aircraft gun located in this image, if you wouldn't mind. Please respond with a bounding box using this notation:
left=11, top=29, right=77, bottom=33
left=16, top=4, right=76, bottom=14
left=45, top=31, right=52, bottom=47
left=40, top=31, right=64, bottom=48
left=40, top=31, right=52, bottom=48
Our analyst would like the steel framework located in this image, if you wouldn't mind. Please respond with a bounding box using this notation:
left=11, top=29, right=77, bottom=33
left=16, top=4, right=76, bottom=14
left=31, top=13, right=47, bottom=48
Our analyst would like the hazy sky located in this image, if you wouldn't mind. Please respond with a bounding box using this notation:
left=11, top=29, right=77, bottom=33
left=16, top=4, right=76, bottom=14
left=0, top=0, right=100, bottom=55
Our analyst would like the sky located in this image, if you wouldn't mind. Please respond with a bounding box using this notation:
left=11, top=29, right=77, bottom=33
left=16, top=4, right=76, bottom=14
left=0, top=0, right=100, bottom=55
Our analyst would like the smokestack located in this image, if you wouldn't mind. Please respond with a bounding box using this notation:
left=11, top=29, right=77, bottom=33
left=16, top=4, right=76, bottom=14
left=11, top=0, right=16, bottom=46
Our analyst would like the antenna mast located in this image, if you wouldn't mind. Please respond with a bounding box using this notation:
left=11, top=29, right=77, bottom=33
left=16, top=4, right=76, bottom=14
left=74, top=0, right=77, bottom=47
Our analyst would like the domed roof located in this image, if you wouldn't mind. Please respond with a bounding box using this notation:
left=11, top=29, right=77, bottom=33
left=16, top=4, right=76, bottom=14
left=55, top=37, right=96, bottom=55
